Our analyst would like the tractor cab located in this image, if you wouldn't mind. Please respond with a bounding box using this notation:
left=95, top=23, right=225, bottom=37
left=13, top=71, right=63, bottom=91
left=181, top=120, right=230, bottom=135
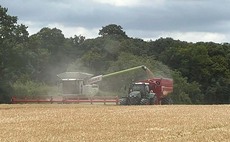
left=130, top=82, right=150, bottom=98
left=120, top=82, right=156, bottom=105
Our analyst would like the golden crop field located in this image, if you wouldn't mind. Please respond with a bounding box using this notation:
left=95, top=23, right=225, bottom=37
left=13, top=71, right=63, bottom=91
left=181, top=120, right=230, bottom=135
left=0, top=104, right=230, bottom=142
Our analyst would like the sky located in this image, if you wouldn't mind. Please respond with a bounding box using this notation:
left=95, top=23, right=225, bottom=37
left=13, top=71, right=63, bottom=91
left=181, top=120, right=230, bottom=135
left=1, top=0, right=230, bottom=43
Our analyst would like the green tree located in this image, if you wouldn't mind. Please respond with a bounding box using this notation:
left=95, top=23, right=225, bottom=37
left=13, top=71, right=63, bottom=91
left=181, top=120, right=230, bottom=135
left=70, top=35, right=85, bottom=45
left=11, top=79, right=50, bottom=98
left=0, top=6, right=29, bottom=80
left=79, top=36, right=123, bottom=74
left=0, top=6, right=29, bottom=103
left=99, top=24, right=128, bottom=38
left=171, top=71, right=203, bottom=104
left=28, top=28, right=69, bottom=84
left=81, top=48, right=104, bottom=74
left=30, top=27, right=65, bottom=54
left=119, top=38, right=149, bottom=56
left=158, top=40, right=230, bottom=104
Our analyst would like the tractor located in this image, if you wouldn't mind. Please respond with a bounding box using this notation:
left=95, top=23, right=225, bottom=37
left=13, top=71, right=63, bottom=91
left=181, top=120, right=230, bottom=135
left=120, top=78, right=173, bottom=105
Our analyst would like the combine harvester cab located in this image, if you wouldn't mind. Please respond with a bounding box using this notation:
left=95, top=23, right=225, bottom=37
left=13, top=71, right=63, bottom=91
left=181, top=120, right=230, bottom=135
left=56, top=72, right=118, bottom=104
left=57, top=72, right=97, bottom=97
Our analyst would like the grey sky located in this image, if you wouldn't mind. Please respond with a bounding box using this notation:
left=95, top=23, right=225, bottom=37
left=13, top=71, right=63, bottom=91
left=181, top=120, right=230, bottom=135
left=1, top=0, right=230, bottom=43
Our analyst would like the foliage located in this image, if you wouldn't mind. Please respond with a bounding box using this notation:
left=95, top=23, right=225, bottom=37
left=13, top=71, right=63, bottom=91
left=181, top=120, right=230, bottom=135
left=157, top=39, right=230, bottom=104
left=99, top=24, right=128, bottom=38
left=27, top=27, right=73, bottom=84
left=0, top=6, right=29, bottom=81
left=170, top=71, right=203, bottom=104
left=0, top=6, right=29, bottom=102
left=11, top=79, right=53, bottom=98
left=0, top=5, right=230, bottom=104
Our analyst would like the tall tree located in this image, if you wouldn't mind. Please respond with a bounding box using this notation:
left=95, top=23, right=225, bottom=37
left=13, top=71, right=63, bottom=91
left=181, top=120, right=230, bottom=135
left=99, top=24, right=128, bottom=38
left=28, top=28, right=69, bottom=84
left=0, top=6, right=29, bottom=80
left=0, top=6, right=29, bottom=103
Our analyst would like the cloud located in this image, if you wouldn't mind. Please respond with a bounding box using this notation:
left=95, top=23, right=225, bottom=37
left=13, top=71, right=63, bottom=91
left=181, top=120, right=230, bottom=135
left=19, top=20, right=99, bottom=38
left=156, top=32, right=227, bottom=43
left=47, top=23, right=99, bottom=38
left=1, top=0, right=230, bottom=43
left=18, top=20, right=41, bottom=35
left=129, top=29, right=228, bottom=43
left=93, top=0, right=165, bottom=7
left=93, top=0, right=140, bottom=7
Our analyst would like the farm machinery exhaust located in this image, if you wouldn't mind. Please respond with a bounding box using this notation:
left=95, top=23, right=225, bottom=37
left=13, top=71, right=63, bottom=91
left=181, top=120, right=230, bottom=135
left=12, top=65, right=173, bottom=105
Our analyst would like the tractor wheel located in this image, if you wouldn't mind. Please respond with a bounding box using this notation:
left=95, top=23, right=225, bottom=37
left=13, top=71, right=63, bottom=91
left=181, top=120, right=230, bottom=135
left=161, top=97, right=173, bottom=105
left=150, top=95, right=158, bottom=105
left=129, top=97, right=141, bottom=105
left=119, top=98, right=127, bottom=105
left=140, top=98, right=150, bottom=105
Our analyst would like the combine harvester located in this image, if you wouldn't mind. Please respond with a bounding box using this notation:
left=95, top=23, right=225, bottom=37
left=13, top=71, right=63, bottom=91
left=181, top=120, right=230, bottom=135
left=12, top=65, right=173, bottom=105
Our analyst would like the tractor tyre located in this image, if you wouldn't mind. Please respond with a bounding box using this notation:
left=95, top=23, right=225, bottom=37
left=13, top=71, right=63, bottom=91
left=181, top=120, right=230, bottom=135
left=129, top=97, right=141, bottom=105
left=120, top=98, right=127, bottom=105
left=150, top=95, right=158, bottom=105
left=140, top=98, right=150, bottom=105
left=161, top=97, right=173, bottom=105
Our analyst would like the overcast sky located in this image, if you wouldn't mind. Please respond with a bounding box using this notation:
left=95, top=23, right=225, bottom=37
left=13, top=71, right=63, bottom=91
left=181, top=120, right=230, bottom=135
left=1, top=0, right=230, bottom=43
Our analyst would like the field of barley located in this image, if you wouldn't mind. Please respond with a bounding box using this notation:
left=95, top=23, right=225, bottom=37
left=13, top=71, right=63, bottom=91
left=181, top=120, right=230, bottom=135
left=0, top=104, right=230, bottom=142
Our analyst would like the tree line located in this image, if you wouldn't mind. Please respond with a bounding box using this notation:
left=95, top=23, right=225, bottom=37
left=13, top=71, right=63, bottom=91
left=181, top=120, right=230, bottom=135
left=0, top=5, right=229, bottom=104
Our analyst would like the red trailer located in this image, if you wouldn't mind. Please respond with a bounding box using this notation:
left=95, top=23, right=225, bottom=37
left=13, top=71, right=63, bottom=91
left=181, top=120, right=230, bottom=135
left=138, top=78, right=173, bottom=104
left=120, top=78, right=173, bottom=105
